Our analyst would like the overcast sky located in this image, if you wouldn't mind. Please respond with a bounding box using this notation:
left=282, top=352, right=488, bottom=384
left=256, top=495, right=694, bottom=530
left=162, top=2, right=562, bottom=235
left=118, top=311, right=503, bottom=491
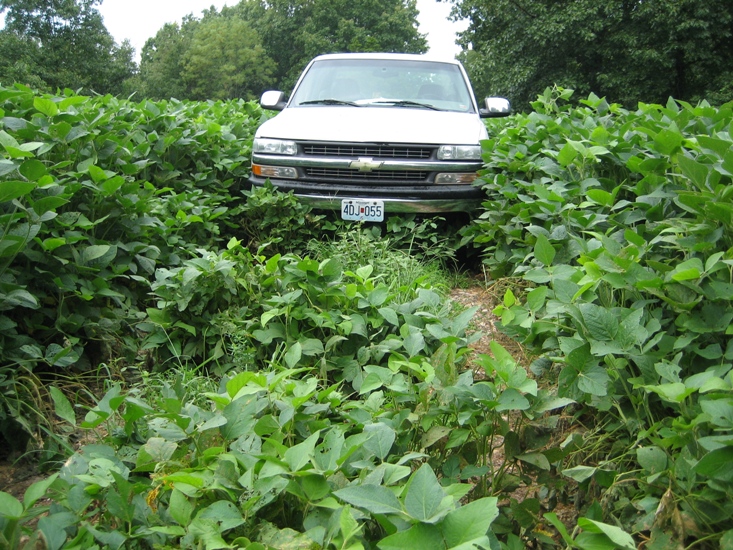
left=97, top=0, right=467, bottom=61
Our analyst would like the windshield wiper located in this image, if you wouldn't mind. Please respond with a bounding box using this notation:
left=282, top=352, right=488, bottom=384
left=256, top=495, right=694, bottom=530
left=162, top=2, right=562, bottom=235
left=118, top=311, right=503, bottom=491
left=371, top=100, right=442, bottom=111
left=299, top=99, right=361, bottom=107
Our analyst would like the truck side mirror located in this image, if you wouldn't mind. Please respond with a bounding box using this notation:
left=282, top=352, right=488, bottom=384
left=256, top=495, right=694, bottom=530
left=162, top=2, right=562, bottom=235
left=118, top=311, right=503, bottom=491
left=479, top=97, right=511, bottom=118
left=260, top=90, right=288, bottom=111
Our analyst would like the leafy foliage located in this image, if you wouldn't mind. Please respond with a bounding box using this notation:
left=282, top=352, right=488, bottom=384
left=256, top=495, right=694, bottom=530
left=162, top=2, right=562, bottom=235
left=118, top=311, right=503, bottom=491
left=0, top=0, right=136, bottom=94
left=452, top=0, right=733, bottom=109
left=0, top=359, right=507, bottom=549
left=139, top=12, right=276, bottom=101
left=7, top=78, right=733, bottom=549
left=139, top=0, right=427, bottom=99
left=0, top=85, right=262, bottom=446
left=0, top=263, right=570, bottom=548
left=464, top=87, right=733, bottom=547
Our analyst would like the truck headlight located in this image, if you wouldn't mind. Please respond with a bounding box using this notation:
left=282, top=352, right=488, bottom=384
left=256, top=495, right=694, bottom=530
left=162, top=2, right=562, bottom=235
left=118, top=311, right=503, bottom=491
left=252, top=164, right=298, bottom=179
left=253, top=138, right=298, bottom=155
left=435, top=172, right=478, bottom=184
left=437, top=145, right=482, bottom=160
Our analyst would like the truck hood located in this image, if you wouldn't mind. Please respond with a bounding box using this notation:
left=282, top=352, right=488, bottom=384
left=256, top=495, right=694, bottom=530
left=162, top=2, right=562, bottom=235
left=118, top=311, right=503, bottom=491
left=255, top=106, right=489, bottom=145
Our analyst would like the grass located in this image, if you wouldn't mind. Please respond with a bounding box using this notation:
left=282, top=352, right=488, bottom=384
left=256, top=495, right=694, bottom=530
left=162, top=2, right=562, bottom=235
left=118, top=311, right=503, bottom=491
left=306, top=227, right=453, bottom=301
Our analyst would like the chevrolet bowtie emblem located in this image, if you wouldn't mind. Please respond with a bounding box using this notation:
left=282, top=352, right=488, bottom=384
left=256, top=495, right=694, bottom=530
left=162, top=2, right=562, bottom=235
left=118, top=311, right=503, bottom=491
left=349, top=157, right=384, bottom=172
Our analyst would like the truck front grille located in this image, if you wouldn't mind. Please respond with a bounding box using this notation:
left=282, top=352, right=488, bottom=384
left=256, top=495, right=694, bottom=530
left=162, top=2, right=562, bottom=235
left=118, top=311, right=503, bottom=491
left=305, top=168, right=429, bottom=182
left=302, top=144, right=433, bottom=159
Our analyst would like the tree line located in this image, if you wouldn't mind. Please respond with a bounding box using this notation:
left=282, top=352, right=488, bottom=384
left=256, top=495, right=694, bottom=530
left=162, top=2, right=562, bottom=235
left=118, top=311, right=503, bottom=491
left=0, top=0, right=135, bottom=94
left=0, top=0, right=427, bottom=100
left=451, top=0, right=733, bottom=109
left=0, top=0, right=731, bottom=108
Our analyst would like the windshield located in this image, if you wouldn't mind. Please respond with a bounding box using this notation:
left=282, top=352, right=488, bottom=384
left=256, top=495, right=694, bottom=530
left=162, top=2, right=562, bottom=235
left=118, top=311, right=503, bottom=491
left=290, top=58, right=476, bottom=113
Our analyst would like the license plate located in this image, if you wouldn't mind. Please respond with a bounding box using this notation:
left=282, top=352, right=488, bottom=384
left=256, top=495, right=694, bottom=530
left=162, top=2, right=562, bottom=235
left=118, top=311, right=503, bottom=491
left=341, top=199, right=384, bottom=222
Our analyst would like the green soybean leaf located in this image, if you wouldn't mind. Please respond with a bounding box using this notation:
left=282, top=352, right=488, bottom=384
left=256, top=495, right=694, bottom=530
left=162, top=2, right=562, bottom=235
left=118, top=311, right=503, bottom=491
left=586, top=188, right=613, bottom=207
left=378, top=522, right=441, bottom=550
left=0, top=160, right=16, bottom=176
left=19, top=159, right=47, bottom=181
left=562, top=465, right=597, bottom=483
left=85, top=524, right=127, bottom=550
left=198, top=501, right=245, bottom=531
left=38, top=512, right=74, bottom=550
left=720, top=529, right=733, bottom=550
left=534, top=234, right=556, bottom=266
left=79, top=244, right=117, bottom=268
left=693, top=446, right=733, bottom=481
left=577, top=518, right=635, bottom=549
left=643, top=382, right=695, bottom=403
left=577, top=365, right=609, bottom=396
left=169, top=488, right=195, bottom=526
left=363, top=422, right=396, bottom=461
left=403, top=332, right=425, bottom=357
left=32, top=196, right=68, bottom=214
left=368, top=285, right=389, bottom=307
left=23, top=473, right=58, bottom=509
left=697, top=135, right=731, bottom=157
left=421, top=425, right=451, bottom=449
left=284, top=431, right=320, bottom=472
left=58, top=95, right=89, bottom=110
left=220, top=395, right=262, bottom=440
left=0, top=130, right=19, bottom=148
left=669, top=258, right=703, bottom=281
left=2, top=289, right=38, bottom=309
left=355, top=265, right=373, bottom=281
left=503, top=288, right=516, bottom=307
left=442, top=497, right=499, bottom=548
left=379, top=306, right=399, bottom=326
left=677, top=154, right=709, bottom=190
left=0, top=491, right=24, bottom=519
left=101, top=175, right=125, bottom=195
left=526, top=286, right=547, bottom=312
left=0, top=180, right=35, bottom=202
left=517, top=452, right=551, bottom=470
left=637, top=446, right=667, bottom=474
left=88, top=165, right=108, bottom=183
left=138, top=437, right=177, bottom=469
left=284, top=342, right=302, bottom=368
left=557, top=142, right=577, bottom=167
left=146, top=308, right=171, bottom=327
left=544, top=512, right=574, bottom=546
left=654, top=128, right=683, bottom=156
left=700, top=398, right=733, bottom=428
left=335, top=484, right=403, bottom=515
left=34, top=97, right=59, bottom=117
left=301, top=474, right=330, bottom=501
left=404, top=463, right=445, bottom=522
left=578, top=303, right=618, bottom=341
left=496, top=388, right=530, bottom=411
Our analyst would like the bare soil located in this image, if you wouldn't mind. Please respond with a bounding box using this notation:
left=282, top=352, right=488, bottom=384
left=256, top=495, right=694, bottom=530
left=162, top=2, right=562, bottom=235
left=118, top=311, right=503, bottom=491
left=450, top=283, right=580, bottom=536
left=0, top=457, right=45, bottom=499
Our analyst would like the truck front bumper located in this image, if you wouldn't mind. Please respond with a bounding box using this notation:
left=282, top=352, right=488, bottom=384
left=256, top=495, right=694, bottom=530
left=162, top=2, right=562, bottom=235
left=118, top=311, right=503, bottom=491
left=247, top=176, right=484, bottom=214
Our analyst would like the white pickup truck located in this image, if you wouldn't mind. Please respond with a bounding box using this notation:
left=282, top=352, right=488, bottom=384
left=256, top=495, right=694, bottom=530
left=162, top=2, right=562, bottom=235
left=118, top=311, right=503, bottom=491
left=249, top=53, right=510, bottom=222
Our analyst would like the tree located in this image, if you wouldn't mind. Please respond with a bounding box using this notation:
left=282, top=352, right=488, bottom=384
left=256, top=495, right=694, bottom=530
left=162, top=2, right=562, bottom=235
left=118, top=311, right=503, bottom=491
left=182, top=17, right=275, bottom=100
left=225, top=0, right=428, bottom=91
left=139, top=12, right=275, bottom=101
left=139, top=18, right=199, bottom=100
left=138, top=0, right=426, bottom=100
left=0, top=30, right=46, bottom=88
left=450, top=0, right=733, bottom=109
left=0, top=0, right=136, bottom=93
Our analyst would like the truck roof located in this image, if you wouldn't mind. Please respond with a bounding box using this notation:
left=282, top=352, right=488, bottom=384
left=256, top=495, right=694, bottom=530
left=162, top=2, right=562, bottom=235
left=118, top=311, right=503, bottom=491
left=310, top=52, right=462, bottom=65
